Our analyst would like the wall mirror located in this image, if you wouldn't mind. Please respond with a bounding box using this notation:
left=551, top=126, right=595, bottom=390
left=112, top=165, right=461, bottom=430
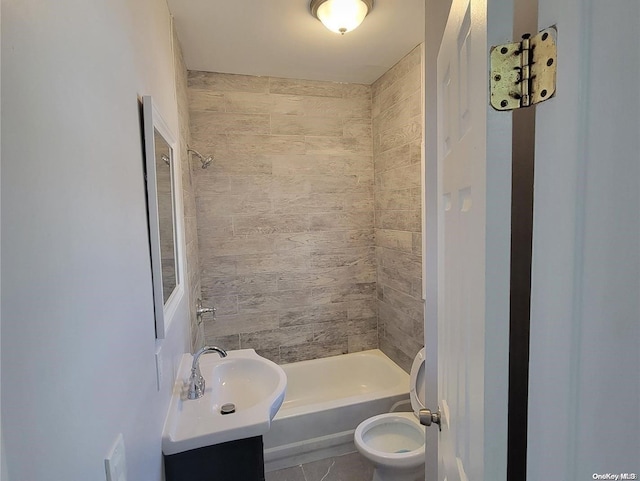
left=142, top=95, right=185, bottom=339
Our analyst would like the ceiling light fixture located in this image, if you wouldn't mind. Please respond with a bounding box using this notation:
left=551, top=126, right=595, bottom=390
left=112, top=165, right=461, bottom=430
left=310, top=0, right=374, bottom=35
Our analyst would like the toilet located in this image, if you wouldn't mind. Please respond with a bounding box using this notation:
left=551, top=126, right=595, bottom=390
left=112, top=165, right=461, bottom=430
left=354, top=348, right=426, bottom=481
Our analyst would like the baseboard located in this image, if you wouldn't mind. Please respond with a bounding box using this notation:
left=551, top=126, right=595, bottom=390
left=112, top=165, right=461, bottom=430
left=263, top=430, right=356, bottom=472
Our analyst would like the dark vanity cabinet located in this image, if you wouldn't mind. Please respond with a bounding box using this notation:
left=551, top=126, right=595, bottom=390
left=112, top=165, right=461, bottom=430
left=164, top=436, right=265, bottom=481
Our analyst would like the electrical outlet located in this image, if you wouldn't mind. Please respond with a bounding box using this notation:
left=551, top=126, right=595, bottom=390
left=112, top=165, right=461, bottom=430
left=105, top=433, right=127, bottom=481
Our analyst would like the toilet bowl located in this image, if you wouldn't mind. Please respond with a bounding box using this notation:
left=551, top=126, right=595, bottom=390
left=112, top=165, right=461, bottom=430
left=354, top=348, right=426, bottom=481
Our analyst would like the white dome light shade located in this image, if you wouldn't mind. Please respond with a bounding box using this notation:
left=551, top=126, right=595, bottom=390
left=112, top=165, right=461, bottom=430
left=311, top=0, right=373, bottom=35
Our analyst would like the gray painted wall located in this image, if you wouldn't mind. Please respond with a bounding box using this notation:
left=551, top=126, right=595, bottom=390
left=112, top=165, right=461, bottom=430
left=1, top=1, right=191, bottom=478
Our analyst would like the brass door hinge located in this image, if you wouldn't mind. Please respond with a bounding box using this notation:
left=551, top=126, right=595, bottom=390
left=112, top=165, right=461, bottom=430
left=490, top=26, right=557, bottom=111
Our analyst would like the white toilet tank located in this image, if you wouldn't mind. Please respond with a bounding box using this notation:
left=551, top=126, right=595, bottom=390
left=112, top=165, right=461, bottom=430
left=409, top=348, right=426, bottom=415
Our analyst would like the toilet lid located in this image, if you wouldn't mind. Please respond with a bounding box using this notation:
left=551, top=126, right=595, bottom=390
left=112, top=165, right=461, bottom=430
left=409, top=348, right=426, bottom=414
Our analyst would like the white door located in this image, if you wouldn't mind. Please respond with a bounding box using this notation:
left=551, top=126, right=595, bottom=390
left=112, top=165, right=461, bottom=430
left=426, top=0, right=639, bottom=480
left=425, top=0, right=513, bottom=479
left=527, top=0, right=640, bottom=479
left=435, top=0, right=487, bottom=479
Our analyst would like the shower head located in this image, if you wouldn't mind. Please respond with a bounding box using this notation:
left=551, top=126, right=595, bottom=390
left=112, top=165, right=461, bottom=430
left=201, top=155, right=213, bottom=169
left=187, top=148, right=213, bottom=169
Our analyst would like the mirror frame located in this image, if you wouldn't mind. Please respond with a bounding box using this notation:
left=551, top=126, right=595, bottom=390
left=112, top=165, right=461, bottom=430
left=142, top=95, right=186, bottom=339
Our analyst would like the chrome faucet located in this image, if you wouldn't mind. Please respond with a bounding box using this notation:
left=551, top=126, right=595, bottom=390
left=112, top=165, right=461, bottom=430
left=196, top=299, right=216, bottom=325
left=187, top=346, right=227, bottom=400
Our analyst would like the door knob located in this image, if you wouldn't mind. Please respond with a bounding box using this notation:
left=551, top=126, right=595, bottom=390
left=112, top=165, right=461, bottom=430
left=419, top=408, right=442, bottom=431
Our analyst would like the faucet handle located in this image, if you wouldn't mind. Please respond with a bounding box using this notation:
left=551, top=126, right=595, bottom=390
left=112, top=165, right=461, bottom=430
left=196, top=299, right=216, bottom=323
left=187, top=366, right=205, bottom=400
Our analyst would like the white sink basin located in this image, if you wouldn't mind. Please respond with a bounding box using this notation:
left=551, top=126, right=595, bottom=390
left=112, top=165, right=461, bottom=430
left=162, top=349, right=287, bottom=455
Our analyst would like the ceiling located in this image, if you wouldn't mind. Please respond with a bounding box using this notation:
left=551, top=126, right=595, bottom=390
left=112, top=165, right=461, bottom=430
left=167, top=0, right=425, bottom=85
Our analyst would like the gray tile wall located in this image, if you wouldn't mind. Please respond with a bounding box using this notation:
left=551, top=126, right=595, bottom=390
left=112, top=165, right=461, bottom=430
left=188, top=72, right=377, bottom=363
left=372, top=45, right=425, bottom=372
left=173, top=27, right=203, bottom=351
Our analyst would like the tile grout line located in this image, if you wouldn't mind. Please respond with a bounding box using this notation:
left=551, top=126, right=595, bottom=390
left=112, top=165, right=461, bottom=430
left=319, top=460, right=336, bottom=481
left=299, top=463, right=309, bottom=481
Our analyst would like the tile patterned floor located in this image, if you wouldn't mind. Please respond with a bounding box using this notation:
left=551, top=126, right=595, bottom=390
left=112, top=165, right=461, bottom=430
left=265, top=452, right=374, bottom=481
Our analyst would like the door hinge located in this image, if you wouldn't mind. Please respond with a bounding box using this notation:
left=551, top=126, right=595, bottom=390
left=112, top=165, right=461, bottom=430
left=490, top=26, right=557, bottom=111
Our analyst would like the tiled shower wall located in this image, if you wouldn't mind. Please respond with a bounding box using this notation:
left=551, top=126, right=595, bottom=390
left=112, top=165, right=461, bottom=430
left=187, top=72, right=377, bottom=363
left=173, top=27, right=203, bottom=351
left=373, top=46, right=425, bottom=372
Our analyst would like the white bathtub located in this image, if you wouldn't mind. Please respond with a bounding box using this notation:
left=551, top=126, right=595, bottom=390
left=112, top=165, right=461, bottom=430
left=263, top=349, right=409, bottom=471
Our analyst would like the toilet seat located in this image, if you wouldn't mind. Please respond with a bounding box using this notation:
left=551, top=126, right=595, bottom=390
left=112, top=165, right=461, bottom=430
left=409, top=348, right=426, bottom=415
left=354, top=412, right=425, bottom=468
